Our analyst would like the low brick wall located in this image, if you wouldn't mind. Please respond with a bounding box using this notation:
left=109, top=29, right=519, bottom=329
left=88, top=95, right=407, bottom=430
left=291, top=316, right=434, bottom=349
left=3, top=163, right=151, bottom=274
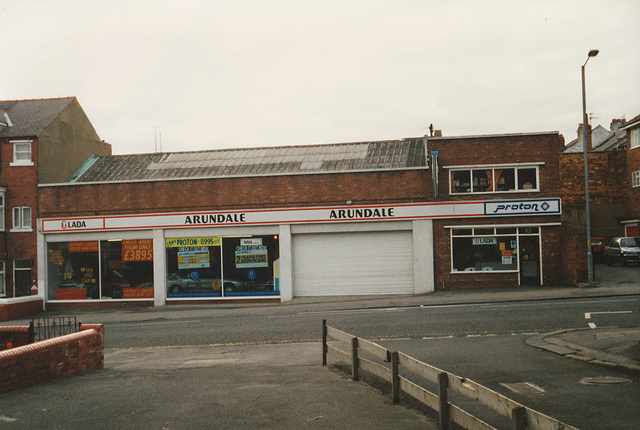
left=0, top=325, right=34, bottom=348
left=0, top=298, right=43, bottom=321
left=0, top=323, right=104, bottom=393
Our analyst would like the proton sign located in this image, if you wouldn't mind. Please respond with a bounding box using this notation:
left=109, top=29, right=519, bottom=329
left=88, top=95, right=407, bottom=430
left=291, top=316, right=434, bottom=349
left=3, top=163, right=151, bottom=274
left=484, top=198, right=561, bottom=216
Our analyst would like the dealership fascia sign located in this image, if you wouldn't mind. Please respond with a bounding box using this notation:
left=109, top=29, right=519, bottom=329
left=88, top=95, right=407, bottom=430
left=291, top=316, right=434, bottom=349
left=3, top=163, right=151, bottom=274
left=40, top=198, right=561, bottom=233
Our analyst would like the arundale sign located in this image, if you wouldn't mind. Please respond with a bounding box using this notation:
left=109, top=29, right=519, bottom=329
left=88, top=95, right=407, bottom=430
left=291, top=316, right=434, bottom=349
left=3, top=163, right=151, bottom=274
left=41, top=198, right=561, bottom=233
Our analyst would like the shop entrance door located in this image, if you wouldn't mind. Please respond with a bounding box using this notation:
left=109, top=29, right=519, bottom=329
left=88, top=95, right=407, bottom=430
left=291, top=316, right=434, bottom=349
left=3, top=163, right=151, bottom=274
left=519, top=236, right=540, bottom=285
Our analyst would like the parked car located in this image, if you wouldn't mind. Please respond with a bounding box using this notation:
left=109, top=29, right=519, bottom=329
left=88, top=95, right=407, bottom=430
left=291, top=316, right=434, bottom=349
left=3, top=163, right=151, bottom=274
left=604, top=237, right=640, bottom=266
left=166, top=269, right=243, bottom=294
left=590, top=237, right=606, bottom=263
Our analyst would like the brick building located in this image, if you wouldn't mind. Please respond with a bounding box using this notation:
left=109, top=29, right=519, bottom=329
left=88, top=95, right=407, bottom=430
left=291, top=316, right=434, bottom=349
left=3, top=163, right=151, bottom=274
left=620, top=114, right=640, bottom=236
left=559, top=115, right=640, bottom=281
left=0, top=97, right=111, bottom=320
left=38, top=131, right=566, bottom=308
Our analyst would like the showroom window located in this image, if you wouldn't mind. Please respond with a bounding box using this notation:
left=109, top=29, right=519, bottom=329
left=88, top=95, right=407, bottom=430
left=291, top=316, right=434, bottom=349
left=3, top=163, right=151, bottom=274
left=450, top=226, right=540, bottom=272
left=47, top=240, right=154, bottom=300
left=165, top=235, right=280, bottom=298
left=449, top=165, right=539, bottom=194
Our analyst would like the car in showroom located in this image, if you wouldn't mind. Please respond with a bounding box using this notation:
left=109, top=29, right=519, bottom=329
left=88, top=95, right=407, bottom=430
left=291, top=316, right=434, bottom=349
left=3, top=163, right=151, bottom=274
left=604, top=236, right=640, bottom=266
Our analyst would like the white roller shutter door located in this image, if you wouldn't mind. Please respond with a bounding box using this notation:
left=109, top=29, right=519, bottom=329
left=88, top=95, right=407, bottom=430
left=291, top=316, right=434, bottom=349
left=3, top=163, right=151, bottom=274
left=293, top=231, right=414, bottom=296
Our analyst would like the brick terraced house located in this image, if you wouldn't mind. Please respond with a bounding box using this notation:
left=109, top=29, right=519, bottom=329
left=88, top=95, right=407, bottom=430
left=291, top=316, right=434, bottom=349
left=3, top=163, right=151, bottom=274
left=559, top=115, right=640, bottom=279
left=620, top=115, right=640, bottom=236
left=0, top=97, right=111, bottom=320
left=37, top=131, right=567, bottom=309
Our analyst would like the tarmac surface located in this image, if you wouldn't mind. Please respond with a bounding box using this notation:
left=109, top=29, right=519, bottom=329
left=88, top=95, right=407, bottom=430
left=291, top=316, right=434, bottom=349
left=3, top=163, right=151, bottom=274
left=1, top=266, right=639, bottom=429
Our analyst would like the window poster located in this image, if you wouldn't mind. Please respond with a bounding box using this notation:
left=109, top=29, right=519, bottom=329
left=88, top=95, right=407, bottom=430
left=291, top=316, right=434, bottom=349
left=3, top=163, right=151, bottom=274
left=177, top=247, right=211, bottom=269
left=122, top=239, right=153, bottom=261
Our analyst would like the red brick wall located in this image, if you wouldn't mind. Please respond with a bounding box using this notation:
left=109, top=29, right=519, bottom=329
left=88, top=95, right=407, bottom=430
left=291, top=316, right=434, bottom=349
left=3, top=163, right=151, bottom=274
left=559, top=151, right=627, bottom=205
left=0, top=325, right=34, bottom=347
left=429, top=133, right=564, bottom=200
left=1, top=137, right=40, bottom=298
left=627, top=135, right=640, bottom=216
left=39, top=170, right=431, bottom=217
left=0, top=299, right=43, bottom=321
left=0, top=323, right=104, bottom=393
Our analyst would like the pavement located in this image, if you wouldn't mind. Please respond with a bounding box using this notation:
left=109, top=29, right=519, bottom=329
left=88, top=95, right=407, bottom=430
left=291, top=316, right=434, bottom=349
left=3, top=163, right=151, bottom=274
left=1, top=266, right=639, bottom=429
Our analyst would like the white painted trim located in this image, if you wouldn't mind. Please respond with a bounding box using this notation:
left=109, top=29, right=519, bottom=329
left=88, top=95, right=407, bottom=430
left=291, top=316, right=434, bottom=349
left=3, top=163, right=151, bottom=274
left=443, top=162, right=545, bottom=169
left=278, top=224, right=293, bottom=302
left=153, top=229, right=166, bottom=306
left=412, top=219, right=434, bottom=294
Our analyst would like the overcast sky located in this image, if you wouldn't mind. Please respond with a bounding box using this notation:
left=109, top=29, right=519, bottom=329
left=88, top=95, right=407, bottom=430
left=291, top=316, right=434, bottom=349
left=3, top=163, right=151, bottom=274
left=2, top=0, right=639, bottom=154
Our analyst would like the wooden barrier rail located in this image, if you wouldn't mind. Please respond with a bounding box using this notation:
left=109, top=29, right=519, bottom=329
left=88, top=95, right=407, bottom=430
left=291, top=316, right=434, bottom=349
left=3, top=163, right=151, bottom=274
left=322, top=320, right=579, bottom=430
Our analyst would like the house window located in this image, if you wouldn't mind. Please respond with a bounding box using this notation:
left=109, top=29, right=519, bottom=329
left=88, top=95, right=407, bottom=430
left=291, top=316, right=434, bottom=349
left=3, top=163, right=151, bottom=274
left=0, top=262, right=5, bottom=297
left=12, top=206, right=32, bottom=231
left=631, top=129, right=639, bottom=150
left=0, top=192, right=4, bottom=231
left=13, top=259, right=31, bottom=297
left=633, top=171, right=640, bottom=188
left=10, top=140, right=34, bottom=166
left=449, top=165, right=539, bottom=194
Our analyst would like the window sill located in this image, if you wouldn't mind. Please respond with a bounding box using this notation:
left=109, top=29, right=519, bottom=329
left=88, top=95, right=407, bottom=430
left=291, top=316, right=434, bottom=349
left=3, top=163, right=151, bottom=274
left=9, top=162, right=35, bottom=167
left=10, top=228, right=33, bottom=233
left=450, top=189, right=540, bottom=196
left=451, top=269, right=518, bottom=274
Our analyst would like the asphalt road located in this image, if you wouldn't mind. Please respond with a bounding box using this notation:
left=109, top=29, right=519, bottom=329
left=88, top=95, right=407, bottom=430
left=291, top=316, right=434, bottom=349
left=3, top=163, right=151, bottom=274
left=99, top=294, right=640, bottom=349
left=92, top=294, right=639, bottom=429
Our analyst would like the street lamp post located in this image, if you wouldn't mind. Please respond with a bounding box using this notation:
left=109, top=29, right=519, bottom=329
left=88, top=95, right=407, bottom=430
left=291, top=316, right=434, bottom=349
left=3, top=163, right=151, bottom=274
left=582, top=49, right=599, bottom=287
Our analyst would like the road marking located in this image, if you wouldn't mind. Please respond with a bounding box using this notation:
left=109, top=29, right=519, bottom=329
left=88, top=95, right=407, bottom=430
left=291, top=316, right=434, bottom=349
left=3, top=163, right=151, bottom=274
left=0, top=416, right=17, bottom=422
left=296, top=307, right=404, bottom=316
left=584, top=311, right=632, bottom=329
left=584, top=311, right=632, bottom=319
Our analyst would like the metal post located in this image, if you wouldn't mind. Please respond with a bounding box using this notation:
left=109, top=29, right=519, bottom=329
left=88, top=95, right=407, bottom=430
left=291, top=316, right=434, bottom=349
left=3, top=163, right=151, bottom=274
left=582, top=50, right=598, bottom=287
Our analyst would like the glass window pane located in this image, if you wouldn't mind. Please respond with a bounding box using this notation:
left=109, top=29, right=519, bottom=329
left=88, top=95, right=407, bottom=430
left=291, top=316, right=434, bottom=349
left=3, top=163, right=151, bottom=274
left=517, top=168, right=537, bottom=190
left=222, top=236, right=280, bottom=296
left=101, top=240, right=154, bottom=299
left=451, top=228, right=472, bottom=236
left=497, top=168, right=515, bottom=191
left=496, top=228, right=516, bottom=235
left=47, top=242, right=100, bottom=300
left=474, top=228, right=494, bottom=235
left=452, top=236, right=517, bottom=272
left=165, top=237, right=223, bottom=297
left=451, top=170, right=471, bottom=193
left=472, top=169, right=491, bottom=192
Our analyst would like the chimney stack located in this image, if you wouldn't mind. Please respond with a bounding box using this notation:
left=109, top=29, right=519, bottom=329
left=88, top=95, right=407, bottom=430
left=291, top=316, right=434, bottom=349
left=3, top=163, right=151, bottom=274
left=577, top=123, right=592, bottom=152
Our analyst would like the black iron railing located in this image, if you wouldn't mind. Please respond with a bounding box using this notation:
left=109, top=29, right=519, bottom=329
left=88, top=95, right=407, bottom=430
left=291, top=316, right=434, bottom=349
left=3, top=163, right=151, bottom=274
left=31, top=316, right=79, bottom=342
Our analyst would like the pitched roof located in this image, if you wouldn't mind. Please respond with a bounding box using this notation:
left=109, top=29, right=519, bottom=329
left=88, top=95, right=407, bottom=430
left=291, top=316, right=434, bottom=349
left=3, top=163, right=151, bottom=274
left=68, top=138, right=427, bottom=183
left=0, top=97, right=75, bottom=138
left=563, top=123, right=627, bottom=153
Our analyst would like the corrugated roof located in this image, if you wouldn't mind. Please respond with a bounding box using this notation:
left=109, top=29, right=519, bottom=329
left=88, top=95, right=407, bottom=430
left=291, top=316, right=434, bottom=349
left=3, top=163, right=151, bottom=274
left=68, top=138, right=427, bottom=183
left=0, top=97, right=75, bottom=138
